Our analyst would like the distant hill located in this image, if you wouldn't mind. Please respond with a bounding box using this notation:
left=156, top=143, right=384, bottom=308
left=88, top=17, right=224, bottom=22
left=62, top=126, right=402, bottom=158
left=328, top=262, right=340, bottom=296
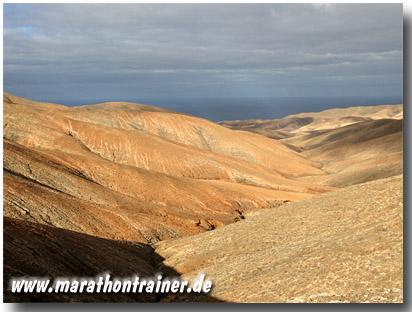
left=218, top=104, right=403, bottom=139
left=219, top=104, right=403, bottom=188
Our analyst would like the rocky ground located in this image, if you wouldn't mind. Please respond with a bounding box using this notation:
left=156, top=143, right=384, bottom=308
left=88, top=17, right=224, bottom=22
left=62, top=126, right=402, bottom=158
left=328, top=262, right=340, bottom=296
left=156, top=175, right=403, bottom=303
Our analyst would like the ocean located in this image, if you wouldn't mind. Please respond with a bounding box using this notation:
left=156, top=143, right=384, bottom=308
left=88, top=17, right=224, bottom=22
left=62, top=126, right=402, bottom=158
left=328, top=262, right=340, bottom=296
left=59, top=95, right=402, bottom=122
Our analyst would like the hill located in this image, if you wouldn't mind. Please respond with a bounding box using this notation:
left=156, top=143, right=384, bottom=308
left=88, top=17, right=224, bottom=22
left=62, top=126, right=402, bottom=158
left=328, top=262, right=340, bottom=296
left=219, top=104, right=403, bottom=188
left=218, top=104, right=403, bottom=139
left=156, top=175, right=403, bottom=303
left=284, top=118, right=403, bottom=187
left=3, top=93, right=403, bottom=303
left=4, top=93, right=331, bottom=243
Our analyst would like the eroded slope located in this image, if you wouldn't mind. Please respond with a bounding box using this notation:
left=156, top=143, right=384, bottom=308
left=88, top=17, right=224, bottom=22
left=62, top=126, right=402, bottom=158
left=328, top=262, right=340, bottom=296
left=4, top=93, right=331, bottom=243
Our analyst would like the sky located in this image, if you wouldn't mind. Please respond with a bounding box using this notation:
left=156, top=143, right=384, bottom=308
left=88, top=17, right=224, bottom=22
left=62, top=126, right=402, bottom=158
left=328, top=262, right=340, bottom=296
left=3, top=3, right=403, bottom=119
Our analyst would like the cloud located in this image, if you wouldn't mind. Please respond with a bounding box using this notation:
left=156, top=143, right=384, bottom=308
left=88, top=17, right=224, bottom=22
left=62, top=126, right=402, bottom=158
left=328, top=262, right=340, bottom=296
left=3, top=3, right=403, bottom=103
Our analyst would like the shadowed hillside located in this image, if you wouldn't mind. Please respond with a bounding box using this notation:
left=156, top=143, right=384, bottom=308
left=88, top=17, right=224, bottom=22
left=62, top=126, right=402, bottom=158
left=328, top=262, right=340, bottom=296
left=3, top=217, right=224, bottom=302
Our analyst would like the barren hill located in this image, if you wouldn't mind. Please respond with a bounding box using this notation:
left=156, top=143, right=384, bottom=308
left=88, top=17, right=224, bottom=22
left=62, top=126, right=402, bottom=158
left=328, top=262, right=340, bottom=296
left=3, top=93, right=403, bottom=303
left=219, top=104, right=403, bottom=139
left=219, top=104, right=403, bottom=188
left=156, top=175, right=403, bottom=303
left=4, top=93, right=331, bottom=244
left=285, top=118, right=403, bottom=188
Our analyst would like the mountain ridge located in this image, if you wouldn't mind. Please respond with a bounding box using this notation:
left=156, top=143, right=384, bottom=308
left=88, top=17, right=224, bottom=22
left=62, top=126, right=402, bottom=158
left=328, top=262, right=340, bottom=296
left=4, top=92, right=332, bottom=245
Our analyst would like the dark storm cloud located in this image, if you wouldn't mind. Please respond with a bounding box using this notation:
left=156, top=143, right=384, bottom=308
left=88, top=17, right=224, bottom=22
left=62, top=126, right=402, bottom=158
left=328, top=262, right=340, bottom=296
left=3, top=3, right=403, bottom=103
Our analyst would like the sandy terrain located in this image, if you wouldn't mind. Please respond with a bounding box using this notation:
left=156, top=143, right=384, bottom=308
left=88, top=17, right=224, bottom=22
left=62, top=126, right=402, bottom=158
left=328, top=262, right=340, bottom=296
left=220, top=105, right=403, bottom=188
left=3, top=93, right=403, bottom=302
left=219, top=104, right=403, bottom=138
left=156, top=176, right=403, bottom=303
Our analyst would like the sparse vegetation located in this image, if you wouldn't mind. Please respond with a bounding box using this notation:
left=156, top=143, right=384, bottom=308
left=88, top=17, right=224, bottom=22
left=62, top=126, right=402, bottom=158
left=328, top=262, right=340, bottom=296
left=3, top=93, right=403, bottom=302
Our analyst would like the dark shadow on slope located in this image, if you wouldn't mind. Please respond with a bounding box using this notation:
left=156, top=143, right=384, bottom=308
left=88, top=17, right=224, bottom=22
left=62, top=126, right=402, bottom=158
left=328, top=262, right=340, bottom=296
left=3, top=217, right=225, bottom=303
